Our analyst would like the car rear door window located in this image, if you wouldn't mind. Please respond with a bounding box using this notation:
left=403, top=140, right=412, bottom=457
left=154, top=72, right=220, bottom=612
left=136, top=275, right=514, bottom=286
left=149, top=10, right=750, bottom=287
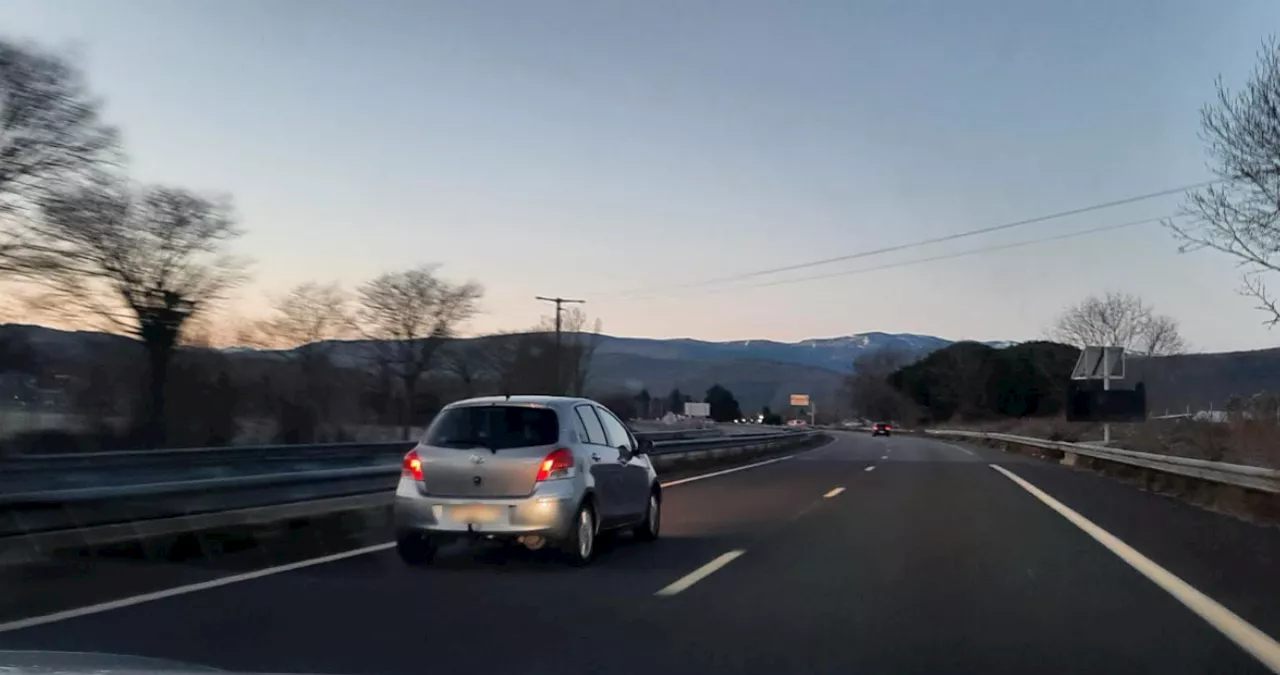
left=574, top=405, right=608, bottom=446
left=595, top=407, right=634, bottom=450
left=424, top=406, right=559, bottom=451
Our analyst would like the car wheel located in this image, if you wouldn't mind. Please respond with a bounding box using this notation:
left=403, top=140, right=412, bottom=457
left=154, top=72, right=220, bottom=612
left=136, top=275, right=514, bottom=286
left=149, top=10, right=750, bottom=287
left=561, top=501, right=597, bottom=566
left=633, top=490, right=661, bottom=542
left=396, top=532, right=436, bottom=566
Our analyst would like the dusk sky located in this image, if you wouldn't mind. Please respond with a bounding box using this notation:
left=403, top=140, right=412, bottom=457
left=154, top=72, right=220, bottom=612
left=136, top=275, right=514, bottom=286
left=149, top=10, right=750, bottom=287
left=3, top=0, right=1279, bottom=352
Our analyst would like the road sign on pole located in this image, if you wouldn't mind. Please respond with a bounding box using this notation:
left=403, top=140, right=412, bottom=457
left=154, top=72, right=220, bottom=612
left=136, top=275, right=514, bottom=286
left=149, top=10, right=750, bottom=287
left=1070, top=346, right=1127, bottom=443
left=1071, top=346, right=1124, bottom=381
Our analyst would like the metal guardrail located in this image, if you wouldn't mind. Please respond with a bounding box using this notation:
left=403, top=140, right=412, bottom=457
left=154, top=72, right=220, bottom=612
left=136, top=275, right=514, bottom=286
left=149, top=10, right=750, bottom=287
left=0, top=428, right=759, bottom=494
left=0, top=428, right=820, bottom=554
left=0, top=428, right=720, bottom=469
left=926, top=429, right=1280, bottom=495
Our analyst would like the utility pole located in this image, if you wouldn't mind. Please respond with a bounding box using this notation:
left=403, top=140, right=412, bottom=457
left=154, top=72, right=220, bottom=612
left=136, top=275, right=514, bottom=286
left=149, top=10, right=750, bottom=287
left=535, top=296, right=585, bottom=394
left=1102, top=361, right=1111, bottom=444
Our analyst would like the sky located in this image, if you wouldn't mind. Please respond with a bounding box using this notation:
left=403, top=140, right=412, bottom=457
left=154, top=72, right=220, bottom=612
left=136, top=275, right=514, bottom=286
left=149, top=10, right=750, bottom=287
left=2, top=0, right=1279, bottom=352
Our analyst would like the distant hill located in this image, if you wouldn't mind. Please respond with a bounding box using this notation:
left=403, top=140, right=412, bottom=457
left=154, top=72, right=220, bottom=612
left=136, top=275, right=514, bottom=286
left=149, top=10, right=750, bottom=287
left=589, top=332, right=967, bottom=372
left=1128, top=348, right=1280, bottom=414
left=0, top=325, right=997, bottom=412
left=6, top=322, right=1276, bottom=415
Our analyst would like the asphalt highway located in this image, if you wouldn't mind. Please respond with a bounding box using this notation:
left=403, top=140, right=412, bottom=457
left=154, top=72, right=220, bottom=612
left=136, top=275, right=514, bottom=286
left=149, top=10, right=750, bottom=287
left=3, top=431, right=1280, bottom=675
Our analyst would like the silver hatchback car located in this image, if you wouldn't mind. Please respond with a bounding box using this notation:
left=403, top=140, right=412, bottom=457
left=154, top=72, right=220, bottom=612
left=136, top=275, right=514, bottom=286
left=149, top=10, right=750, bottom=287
left=394, top=395, right=662, bottom=566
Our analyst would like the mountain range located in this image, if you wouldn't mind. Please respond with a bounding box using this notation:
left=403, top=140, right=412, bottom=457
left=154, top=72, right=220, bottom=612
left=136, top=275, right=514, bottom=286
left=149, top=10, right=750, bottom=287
left=588, top=332, right=1013, bottom=373
left=0, top=324, right=1008, bottom=411
left=3, top=322, right=1276, bottom=414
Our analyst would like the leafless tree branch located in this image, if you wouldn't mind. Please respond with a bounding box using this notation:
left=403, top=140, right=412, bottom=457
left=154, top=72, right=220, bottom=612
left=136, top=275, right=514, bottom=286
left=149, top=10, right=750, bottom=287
left=1169, top=38, right=1280, bottom=326
left=1050, top=291, right=1187, bottom=356
left=14, top=175, right=247, bottom=445
left=0, top=38, right=118, bottom=272
left=357, top=265, right=482, bottom=433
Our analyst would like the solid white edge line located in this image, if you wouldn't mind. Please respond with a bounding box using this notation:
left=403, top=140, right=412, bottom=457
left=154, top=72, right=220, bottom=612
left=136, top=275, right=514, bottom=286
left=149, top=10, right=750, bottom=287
left=659, top=454, right=796, bottom=488
left=947, top=443, right=976, bottom=457
left=823, top=487, right=846, bottom=498
left=989, top=464, right=1280, bottom=673
left=0, top=542, right=395, bottom=635
left=2, top=450, right=812, bottom=633
left=655, top=549, right=745, bottom=597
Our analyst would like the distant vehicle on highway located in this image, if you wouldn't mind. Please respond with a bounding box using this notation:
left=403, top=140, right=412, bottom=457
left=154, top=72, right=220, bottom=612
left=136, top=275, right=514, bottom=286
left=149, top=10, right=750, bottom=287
left=786, top=418, right=808, bottom=427
left=394, top=395, right=661, bottom=567
left=871, top=422, right=892, bottom=437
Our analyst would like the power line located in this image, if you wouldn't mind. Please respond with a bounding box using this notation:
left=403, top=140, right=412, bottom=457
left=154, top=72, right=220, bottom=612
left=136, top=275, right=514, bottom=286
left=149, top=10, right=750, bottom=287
left=598, top=180, right=1215, bottom=299
left=616, top=215, right=1170, bottom=302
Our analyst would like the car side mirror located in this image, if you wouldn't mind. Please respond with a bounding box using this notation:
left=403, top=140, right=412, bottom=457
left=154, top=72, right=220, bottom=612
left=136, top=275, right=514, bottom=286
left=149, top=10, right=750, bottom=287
left=636, top=438, right=654, bottom=455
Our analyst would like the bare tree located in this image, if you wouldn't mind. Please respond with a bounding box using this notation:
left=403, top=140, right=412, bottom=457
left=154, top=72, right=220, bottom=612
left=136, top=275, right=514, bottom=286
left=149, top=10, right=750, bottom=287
left=17, top=177, right=245, bottom=445
left=1050, top=292, right=1186, bottom=356
left=1249, top=390, right=1279, bottom=423
left=441, top=338, right=500, bottom=398
left=539, top=307, right=601, bottom=396
left=261, top=282, right=353, bottom=351
left=252, top=282, right=355, bottom=440
left=357, top=265, right=482, bottom=434
left=468, top=331, right=530, bottom=396
left=845, top=348, right=914, bottom=421
left=0, top=38, right=118, bottom=271
left=1169, top=38, right=1280, bottom=326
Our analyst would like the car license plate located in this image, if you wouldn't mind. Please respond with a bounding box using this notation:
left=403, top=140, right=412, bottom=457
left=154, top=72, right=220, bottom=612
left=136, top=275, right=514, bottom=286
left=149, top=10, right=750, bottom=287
left=449, top=504, right=503, bottom=525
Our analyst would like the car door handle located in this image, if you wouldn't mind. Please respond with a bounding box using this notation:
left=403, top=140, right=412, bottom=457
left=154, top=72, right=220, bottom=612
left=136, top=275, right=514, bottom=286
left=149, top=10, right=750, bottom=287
left=591, top=453, right=601, bottom=462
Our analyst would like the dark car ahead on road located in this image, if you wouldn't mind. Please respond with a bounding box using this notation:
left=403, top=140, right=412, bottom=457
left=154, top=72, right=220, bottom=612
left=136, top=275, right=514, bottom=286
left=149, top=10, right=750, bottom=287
left=871, top=422, right=892, bottom=437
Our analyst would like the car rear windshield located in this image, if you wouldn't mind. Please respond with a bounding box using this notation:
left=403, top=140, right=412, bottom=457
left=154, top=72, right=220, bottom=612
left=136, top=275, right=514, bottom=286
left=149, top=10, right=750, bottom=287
left=423, top=405, right=560, bottom=451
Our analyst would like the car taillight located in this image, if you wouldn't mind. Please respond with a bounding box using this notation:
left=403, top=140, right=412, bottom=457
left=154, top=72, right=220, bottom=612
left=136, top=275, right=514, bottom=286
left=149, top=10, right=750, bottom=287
left=402, top=449, right=424, bottom=481
left=535, top=448, right=575, bottom=482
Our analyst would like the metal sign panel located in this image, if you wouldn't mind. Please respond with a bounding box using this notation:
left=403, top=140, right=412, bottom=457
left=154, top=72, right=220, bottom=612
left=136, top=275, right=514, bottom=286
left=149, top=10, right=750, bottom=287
left=1071, top=346, right=1125, bottom=380
left=1066, top=382, right=1147, bottom=422
left=683, top=402, right=711, bottom=418
left=789, top=394, right=811, bottom=407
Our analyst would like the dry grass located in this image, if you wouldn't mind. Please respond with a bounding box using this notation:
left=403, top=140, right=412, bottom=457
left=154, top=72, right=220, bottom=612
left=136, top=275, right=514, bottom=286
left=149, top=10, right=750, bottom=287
left=941, top=417, right=1280, bottom=469
left=1122, top=419, right=1280, bottom=469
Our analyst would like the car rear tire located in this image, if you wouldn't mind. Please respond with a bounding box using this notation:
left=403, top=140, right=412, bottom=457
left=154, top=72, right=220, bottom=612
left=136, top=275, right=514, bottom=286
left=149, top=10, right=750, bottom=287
left=561, top=502, right=597, bottom=566
left=633, top=490, right=661, bottom=542
left=396, top=532, right=436, bottom=566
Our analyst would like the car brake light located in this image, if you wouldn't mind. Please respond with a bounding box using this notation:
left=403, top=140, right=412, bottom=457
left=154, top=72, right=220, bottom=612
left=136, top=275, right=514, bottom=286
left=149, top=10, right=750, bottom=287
left=402, top=449, right=424, bottom=481
left=535, top=448, right=575, bottom=482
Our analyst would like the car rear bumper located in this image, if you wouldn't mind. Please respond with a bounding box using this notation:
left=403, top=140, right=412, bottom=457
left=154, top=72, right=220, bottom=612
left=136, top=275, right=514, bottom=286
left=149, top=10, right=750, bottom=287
left=393, top=478, right=580, bottom=540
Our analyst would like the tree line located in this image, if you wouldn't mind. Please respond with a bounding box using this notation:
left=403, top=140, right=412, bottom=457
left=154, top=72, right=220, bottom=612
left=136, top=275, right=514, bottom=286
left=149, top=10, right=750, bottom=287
left=847, top=291, right=1186, bottom=424
left=600, top=384, right=744, bottom=424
